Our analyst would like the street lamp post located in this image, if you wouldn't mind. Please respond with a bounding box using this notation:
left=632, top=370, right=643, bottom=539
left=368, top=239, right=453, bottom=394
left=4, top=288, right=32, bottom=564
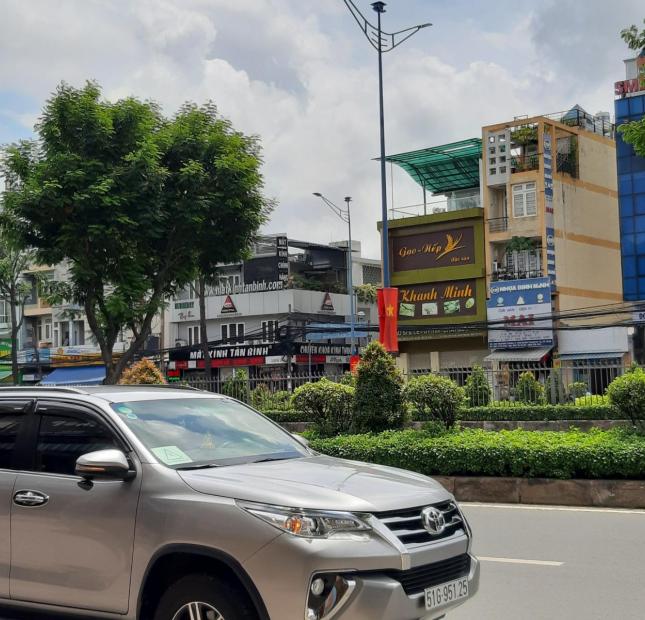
left=343, top=0, right=431, bottom=287
left=312, top=193, right=356, bottom=355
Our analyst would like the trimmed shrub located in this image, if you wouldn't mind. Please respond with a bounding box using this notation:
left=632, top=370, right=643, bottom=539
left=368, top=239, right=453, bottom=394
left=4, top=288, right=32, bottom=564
left=464, top=365, right=491, bottom=407
left=119, top=358, right=166, bottom=384
left=337, top=372, right=356, bottom=388
left=221, top=369, right=250, bottom=403
left=574, top=394, right=609, bottom=406
left=607, top=368, right=645, bottom=429
left=250, top=385, right=292, bottom=412
left=310, top=428, right=645, bottom=480
left=404, top=374, right=465, bottom=428
left=463, top=404, right=621, bottom=421
left=292, top=378, right=354, bottom=437
left=568, top=382, right=588, bottom=400
left=353, top=341, right=406, bottom=433
left=514, top=371, right=545, bottom=404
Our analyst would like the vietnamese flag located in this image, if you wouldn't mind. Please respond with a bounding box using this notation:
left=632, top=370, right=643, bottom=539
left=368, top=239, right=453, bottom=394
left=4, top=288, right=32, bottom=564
left=377, top=287, right=399, bottom=352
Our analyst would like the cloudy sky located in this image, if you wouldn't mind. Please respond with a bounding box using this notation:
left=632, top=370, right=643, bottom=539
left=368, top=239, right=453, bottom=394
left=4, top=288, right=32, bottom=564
left=0, top=0, right=642, bottom=258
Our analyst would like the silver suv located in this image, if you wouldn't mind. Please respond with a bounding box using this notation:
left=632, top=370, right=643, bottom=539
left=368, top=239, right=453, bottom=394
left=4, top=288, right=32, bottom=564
left=0, top=385, right=478, bottom=620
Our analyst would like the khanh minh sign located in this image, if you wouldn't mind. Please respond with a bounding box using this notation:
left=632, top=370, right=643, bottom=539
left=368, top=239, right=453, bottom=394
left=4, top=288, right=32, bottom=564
left=487, top=277, right=553, bottom=349
left=391, top=226, right=476, bottom=271
left=397, top=280, right=478, bottom=321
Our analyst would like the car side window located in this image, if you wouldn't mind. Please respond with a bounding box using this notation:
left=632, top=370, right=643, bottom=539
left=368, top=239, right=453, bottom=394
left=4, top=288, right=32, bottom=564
left=36, top=407, right=121, bottom=476
left=0, top=401, right=31, bottom=470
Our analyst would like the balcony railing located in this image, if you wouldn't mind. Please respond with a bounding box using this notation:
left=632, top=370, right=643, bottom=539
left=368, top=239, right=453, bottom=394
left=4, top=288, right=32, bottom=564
left=390, top=194, right=481, bottom=220
left=510, top=154, right=539, bottom=173
left=488, top=217, right=508, bottom=233
left=543, top=109, right=614, bottom=138
left=493, top=268, right=544, bottom=281
left=556, top=152, right=579, bottom=178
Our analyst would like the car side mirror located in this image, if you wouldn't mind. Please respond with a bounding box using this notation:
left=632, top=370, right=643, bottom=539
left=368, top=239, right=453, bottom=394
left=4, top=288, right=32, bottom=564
left=75, top=449, right=134, bottom=481
left=292, top=433, right=310, bottom=448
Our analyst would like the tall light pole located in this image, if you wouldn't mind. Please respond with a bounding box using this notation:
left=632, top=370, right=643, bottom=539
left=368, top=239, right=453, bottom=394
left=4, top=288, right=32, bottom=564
left=313, top=193, right=356, bottom=355
left=343, top=0, right=431, bottom=287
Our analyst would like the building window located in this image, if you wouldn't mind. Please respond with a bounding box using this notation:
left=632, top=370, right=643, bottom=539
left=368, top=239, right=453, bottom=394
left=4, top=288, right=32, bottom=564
left=222, top=323, right=244, bottom=344
left=262, top=320, right=279, bottom=342
left=0, top=300, right=8, bottom=325
left=512, top=182, right=537, bottom=218
left=188, top=325, right=200, bottom=346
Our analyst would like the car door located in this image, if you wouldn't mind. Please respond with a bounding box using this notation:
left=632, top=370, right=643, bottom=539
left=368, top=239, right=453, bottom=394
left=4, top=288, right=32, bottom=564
left=0, top=399, right=34, bottom=600
left=10, top=399, right=142, bottom=614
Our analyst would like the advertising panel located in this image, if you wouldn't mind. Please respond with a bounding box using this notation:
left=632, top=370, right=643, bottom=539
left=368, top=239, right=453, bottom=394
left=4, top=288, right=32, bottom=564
left=391, top=226, right=476, bottom=272
left=397, top=279, right=479, bottom=321
left=543, top=128, right=556, bottom=287
left=487, top=277, right=553, bottom=349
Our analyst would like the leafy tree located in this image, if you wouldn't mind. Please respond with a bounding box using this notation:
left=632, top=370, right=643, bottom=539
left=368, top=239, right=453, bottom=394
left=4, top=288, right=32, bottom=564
left=464, top=365, right=491, bottom=407
left=621, top=19, right=645, bottom=51
left=2, top=82, right=269, bottom=383
left=404, top=374, right=465, bottom=429
left=355, top=283, right=377, bottom=304
left=119, top=358, right=166, bottom=385
left=0, top=235, right=34, bottom=383
left=353, top=341, right=406, bottom=433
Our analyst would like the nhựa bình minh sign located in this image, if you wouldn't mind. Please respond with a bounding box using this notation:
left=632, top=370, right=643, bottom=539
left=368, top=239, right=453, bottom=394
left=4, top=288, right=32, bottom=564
left=487, top=277, right=553, bottom=349
left=398, top=280, right=478, bottom=321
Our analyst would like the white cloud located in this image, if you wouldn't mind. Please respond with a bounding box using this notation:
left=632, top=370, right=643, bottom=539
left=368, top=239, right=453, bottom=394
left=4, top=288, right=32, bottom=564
left=0, top=0, right=640, bottom=257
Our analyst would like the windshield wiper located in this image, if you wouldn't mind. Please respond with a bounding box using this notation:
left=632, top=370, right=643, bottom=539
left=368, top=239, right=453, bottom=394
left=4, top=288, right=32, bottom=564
left=249, top=456, right=298, bottom=464
left=176, top=463, right=221, bottom=470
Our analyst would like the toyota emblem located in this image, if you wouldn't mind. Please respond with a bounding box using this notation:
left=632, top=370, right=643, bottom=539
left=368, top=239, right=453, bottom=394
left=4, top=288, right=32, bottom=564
left=421, top=507, right=446, bottom=535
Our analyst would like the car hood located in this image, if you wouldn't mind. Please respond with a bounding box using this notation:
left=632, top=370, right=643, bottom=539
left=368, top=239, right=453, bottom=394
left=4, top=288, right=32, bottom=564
left=178, top=455, right=451, bottom=512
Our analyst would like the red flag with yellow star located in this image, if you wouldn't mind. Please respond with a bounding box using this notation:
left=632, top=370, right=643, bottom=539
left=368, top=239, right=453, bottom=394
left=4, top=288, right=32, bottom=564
left=377, top=287, right=399, bottom=352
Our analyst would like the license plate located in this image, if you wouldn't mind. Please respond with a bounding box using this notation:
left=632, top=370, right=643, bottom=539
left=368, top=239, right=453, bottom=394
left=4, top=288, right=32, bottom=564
left=425, top=577, right=469, bottom=610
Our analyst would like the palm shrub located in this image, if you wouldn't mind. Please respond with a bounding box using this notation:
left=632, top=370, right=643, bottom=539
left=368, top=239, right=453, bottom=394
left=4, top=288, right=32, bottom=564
left=568, top=381, right=587, bottom=400
left=545, top=369, right=565, bottom=405
left=353, top=341, right=406, bottom=433
left=607, top=367, right=645, bottom=430
left=464, top=365, right=491, bottom=407
left=404, top=374, right=465, bottom=429
left=292, top=378, right=354, bottom=437
left=221, top=369, right=250, bottom=403
left=514, top=371, right=545, bottom=404
left=119, top=358, right=166, bottom=384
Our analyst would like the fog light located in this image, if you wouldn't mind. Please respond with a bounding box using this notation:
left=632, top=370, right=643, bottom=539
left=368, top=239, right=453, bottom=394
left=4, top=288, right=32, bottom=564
left=311, top=578, right=325, bottom=596
left=306, top=574, right=356, bottom=620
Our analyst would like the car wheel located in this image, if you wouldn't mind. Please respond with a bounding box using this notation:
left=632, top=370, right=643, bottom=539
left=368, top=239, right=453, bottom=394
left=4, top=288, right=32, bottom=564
left=153, top=574, right=257, bottom=620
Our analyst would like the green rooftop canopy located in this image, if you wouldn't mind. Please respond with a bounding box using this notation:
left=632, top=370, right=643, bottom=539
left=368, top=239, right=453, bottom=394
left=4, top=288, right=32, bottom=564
left=384, top=138, right=482, bottom=194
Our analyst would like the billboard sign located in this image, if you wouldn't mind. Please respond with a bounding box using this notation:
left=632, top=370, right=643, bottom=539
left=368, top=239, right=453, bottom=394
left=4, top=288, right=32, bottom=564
left=391, top=226, right=476, bottom=271
left=398, top=279, right=479, bottom=321
left=487, top=277, right=553, bottom=349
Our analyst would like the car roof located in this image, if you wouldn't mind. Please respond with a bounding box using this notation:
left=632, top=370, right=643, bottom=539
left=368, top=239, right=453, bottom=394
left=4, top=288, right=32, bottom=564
left=0, top=385, right=226, bottom=403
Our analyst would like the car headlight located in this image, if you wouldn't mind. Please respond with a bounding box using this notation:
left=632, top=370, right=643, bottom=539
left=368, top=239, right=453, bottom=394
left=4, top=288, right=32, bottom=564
left=238, top=501, right=372, bottom=539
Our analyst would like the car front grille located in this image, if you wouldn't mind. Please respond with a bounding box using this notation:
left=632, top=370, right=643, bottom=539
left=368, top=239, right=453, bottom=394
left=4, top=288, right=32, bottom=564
left=374, top=501, right=466, bottom=548
left=383, top=553, right=471, bottom=596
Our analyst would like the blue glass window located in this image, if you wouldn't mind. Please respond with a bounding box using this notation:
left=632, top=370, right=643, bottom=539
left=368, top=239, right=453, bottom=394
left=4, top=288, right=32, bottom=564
left=623, top=256, right=637, bottom=277
left=615, top=98, right=630, bottom=119
left=636, top=194, right=645, bottom=216
left=634, top=171, right=645, bottom=193
left=637, top=257, right=645, bottom=276
left=630, top=96, right=645, bottom=115
left=621, top=216, right=635, bottom=233
left=620, top=174, right=633, bottom=195
left=632, top=156, right=645, bottom=173
left=617, top=139, right=635, bottom=158
left=635, top=215, right=645, bottom=233
left=624, top=277, right=637, bottom=297
left=623, top=233, right=636, bottom=255
left=620, top=196, right=634, bottom=217
left=635, top=232, right=645, bottom=254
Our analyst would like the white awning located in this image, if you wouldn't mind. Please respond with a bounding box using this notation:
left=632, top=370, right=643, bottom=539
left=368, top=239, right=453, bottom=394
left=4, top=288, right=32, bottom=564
left=484, top=347, right=552, bottom=363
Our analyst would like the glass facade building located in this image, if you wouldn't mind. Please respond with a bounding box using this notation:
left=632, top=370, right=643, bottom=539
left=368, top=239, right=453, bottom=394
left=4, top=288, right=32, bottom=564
left=616, top=93, right=645, bottom=300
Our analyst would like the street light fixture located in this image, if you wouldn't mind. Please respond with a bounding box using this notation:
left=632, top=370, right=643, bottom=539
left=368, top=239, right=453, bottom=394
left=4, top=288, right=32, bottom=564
left=312, top=192, right=357, bottom=355
left=342, top=0, right=431, bottom=287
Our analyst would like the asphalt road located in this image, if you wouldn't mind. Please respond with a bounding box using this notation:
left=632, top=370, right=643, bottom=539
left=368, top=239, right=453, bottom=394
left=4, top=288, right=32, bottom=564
left=1, top=503, right=644, bottom=620
left=450, top=502, right=645, bottom=620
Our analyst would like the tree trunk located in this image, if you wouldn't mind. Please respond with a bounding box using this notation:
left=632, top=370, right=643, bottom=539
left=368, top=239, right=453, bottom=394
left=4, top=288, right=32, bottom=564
left=198, top=277, right=212, bottom=385
left=9, top=290, right=19, bottom=385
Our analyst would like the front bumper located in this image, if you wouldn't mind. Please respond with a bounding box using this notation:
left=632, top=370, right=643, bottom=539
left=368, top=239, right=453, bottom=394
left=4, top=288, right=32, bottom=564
left=243, top=519, right=479, bottom=620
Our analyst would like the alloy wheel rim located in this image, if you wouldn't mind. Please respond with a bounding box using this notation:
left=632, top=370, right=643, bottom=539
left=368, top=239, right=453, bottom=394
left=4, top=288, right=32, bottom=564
left=172, top=601, right=224, bottom=620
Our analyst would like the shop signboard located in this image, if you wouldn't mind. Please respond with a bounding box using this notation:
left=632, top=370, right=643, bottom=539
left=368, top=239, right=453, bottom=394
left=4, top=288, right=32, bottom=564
left=487, top=277, right=553, bottom=349
left=397, top=280, right=479, bottom=321
left=0, top=339, right=11, bottom=359
left=544, top=128, right=556, bottom=287
left=391, top=226, right=476, bottom=272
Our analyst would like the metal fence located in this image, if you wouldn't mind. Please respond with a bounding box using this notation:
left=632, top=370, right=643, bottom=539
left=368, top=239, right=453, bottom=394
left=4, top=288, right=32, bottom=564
left=174, top=360, right=628, bottom=408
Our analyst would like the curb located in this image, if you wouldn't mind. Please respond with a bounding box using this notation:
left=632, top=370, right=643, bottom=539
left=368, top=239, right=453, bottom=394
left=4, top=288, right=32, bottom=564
left=432, top=476, right=645, bottom=509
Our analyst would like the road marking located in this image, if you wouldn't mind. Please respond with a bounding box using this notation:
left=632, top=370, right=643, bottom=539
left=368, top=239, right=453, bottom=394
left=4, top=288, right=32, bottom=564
left=479, top=556, right=564, bottom=567
left=461, top=502, right=645, bottom=515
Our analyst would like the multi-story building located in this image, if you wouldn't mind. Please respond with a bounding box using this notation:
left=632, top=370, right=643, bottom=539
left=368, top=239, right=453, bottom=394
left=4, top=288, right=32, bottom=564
left=615, top=49, right=645, bottom=360
left=384, top=105, right=628, bottom=391
left=166, top=235, right=380, bottom=383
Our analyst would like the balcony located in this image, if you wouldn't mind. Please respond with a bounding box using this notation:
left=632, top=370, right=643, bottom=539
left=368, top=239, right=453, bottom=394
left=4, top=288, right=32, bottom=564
left=510, top=154, right=539, bottom=173
left=492, top=267, right=544, bottom=281
left=488, top=217, right=508, bottom=233
left=390, top=194, right=481, bottom=220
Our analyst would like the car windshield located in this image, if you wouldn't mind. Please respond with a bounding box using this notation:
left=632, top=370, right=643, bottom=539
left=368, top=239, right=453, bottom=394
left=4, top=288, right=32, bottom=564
left=110, top=397, right=308, bottom=468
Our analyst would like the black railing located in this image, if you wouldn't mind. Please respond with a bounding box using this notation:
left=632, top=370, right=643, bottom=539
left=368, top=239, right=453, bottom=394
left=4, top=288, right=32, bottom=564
left=510, top=154, right=539, bottom=172
left=493, top=268, right=544, bottom=281
left=488, top=217, right=509, bottom=233
left=556, top=152, right=578, bottom=178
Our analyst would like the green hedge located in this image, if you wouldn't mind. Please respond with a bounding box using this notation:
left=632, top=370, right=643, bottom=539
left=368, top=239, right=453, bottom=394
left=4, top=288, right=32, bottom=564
left=461, top=404, right=622, bottom=422
left=310, top=428, right=645, bottom=480
left=263, top=410, right=310, bottom=423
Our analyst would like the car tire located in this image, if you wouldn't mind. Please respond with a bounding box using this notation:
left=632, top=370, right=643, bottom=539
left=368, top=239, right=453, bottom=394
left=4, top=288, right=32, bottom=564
left=153, top=573, right=258, bottom=620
